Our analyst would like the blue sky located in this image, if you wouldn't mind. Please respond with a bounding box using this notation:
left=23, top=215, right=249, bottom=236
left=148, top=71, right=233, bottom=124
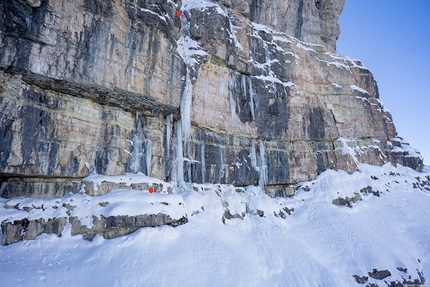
left=337, top=0, right=430, bottom=165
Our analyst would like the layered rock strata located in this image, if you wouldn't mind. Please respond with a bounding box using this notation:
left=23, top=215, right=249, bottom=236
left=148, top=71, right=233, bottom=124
left=0, top=0, right=424, bottom=199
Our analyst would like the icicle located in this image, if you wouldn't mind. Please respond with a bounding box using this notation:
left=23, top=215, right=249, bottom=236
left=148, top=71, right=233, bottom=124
left=175, top=9, right=193, bottom=185
left=229, top=74, right=237, bottom=119
left=250, top=140, right=258, bottom=171
left=241, top=74, right=247, bottom=99
left=166, top=114, right=173, bottom=157
left=180, top=70, right=192, bottom=141
left=177, top=12, right=192, bottom=143
left=176, top=119, right=184, bottom=185
left=201, top=142, right=206, bottom=183
left=145, top=138, right=152, bottom=176
left=130, top=120, right=143, bottom=173
left=258, top=139, right=268, bottom=189
left=187, top=140, right=192, bottom=182
left=248, top=77, right=255, bottom=121
left=220, top=147, right=225, bottom=180
left=250, top=139, right=268, bottom=189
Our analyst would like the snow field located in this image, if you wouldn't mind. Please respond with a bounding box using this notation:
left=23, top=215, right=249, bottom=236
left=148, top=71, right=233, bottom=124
left=1, top=163, right=429, bottom=286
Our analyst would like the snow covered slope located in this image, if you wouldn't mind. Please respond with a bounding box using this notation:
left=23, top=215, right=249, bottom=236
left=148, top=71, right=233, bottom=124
left=1, top=163, right=429, bottom=287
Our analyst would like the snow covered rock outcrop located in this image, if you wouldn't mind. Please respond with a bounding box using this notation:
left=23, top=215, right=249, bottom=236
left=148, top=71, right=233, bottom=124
left=0, top=0, right=424, bottom=198
left=0, top=173, right=293, bottom=245
left=1, top=174, right=189, bottom=245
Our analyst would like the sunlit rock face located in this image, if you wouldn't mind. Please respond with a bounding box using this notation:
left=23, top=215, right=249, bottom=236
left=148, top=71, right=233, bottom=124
left=0, top=0, right=423, bottom=198
left=212, top=0, right=345, bottom=53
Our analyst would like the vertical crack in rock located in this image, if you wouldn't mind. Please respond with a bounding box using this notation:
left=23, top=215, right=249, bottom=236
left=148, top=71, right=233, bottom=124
left=295, top=0, right=304, bottom=39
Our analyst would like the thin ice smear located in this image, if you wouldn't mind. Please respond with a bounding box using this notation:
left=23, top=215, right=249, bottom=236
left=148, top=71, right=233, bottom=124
left=166, top=113, right=173, bottom=157
left=145, top=139, right=152, bottom=176
left=130, top=120, right=144, bottom=173
left=249, top=77, right=255, bottom=121
left=229, top=73, right=237, bottom=119
left=258, top=139, right=268, bottom=189
left=249, top=139, right=267, bottom=189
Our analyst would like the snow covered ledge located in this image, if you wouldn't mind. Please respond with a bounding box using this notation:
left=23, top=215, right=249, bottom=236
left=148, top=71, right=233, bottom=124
left=0, top=173, right=294, bottom=245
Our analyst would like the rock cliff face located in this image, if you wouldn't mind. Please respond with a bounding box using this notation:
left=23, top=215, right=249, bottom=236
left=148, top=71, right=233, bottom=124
left=0, top=0, right=424, bottom=198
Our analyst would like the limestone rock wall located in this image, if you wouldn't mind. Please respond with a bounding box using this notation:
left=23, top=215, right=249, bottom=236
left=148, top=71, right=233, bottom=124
left=0, top=0, right=423, bottom=198
left=0, top=0, right=183, bottom=108
left=0, top=71, right=167, bottom=196
left=212, top=0, right=344, bottom=53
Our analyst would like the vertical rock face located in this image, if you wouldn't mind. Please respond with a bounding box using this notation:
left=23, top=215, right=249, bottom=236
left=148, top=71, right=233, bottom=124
left=0, top=0, right=183, bottom=105
left=0, top=0, right=423, bottom=198
left=214, top=0, right=345, bottom=53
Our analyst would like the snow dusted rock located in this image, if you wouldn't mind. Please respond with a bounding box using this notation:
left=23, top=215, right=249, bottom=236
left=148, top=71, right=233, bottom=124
left=0, top=0, right=424, bottom=198
left=0, top=181, right=189, bottom=245
left=0, top=174, right=296, bottom=245
left=389, top=137, right=424, bottom=171
left=69, top=213, right=187, bottom=241
left=212, top=0, right=345, bottom=53
left=83, top=179, right=164, bottom=196
left=1, top=217, right=67, bottom=245
left=352, top=274, right=368, bottom=284
left=0, top=212, right=187, bottom=245
left=368, top=269, right=391, bottom=280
